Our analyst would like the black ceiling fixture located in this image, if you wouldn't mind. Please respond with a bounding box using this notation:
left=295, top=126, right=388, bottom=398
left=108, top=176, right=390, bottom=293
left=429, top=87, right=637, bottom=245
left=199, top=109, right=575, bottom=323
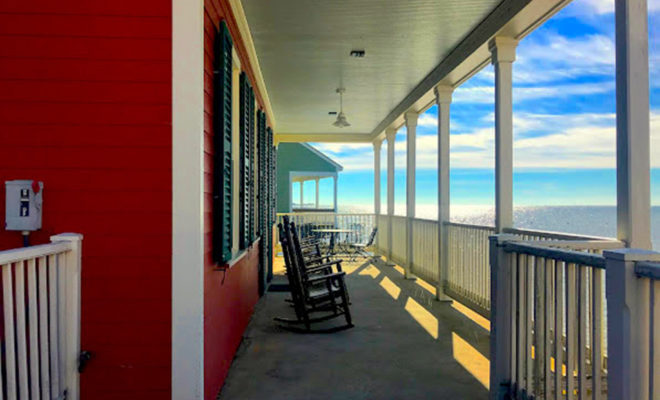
left=350, top=49, right=365, bottom=58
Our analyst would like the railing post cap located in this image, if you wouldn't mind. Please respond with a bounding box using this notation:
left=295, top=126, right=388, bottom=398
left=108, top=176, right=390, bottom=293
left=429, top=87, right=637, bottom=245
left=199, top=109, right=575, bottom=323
left=51, top=233, right=84, bottom=242
left=489, top=233, right=517, bottom=245
left=602, top=247, right=660, bottom=262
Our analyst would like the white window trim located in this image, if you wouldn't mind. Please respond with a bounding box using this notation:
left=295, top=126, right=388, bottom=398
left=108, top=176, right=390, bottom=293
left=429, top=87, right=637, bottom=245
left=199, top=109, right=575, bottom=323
left=289, top=171, right=338, bottom=212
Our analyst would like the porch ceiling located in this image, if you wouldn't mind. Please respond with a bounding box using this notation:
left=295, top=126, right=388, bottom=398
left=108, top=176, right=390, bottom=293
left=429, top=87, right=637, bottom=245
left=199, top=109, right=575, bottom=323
left=241, top=0, right=502, bottom=139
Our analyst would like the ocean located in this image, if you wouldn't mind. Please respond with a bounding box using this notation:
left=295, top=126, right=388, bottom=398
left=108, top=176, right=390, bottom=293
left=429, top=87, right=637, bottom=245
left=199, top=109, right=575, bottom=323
left=337, top=204, right=660, bottom=250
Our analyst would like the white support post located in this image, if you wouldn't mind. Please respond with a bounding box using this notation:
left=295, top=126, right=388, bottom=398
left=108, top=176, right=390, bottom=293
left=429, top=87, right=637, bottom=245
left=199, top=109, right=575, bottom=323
left=50, top=233, right=83, bottom=400
left=435, top=85, right=453, bottom=301
left=300, top=179, right=304, bottom=209
left=172, top=0, right=205, bottom=397
left=489, top=37, right=517, bottom=233
left=489, top=234, right=516, bottom=400
left=405, top=112, right=418, bottom=280
left=604, top=248, right=660, bottom=400
left=615, top=0, right=652, bottom=249
left=315, top=177, right=320, bottom=209
left=333, top=174, right=338, bottom=212
left=373, top=140, right=382, bottom=216
left=386, top=128, right=397, bottom=263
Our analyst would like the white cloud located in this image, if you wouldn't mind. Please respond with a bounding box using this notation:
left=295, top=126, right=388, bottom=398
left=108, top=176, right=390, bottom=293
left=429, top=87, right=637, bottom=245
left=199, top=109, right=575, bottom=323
left=566, top=0, right=660, bottom=15
left=514, top=33, right=615, bottom=84
left=319, top=111, right=659, bottom=171
left=452, top=81, right=614, bottom=104
left=418, top=114, right=438, bottom=128
left=309, top=142, right=372, bottom=155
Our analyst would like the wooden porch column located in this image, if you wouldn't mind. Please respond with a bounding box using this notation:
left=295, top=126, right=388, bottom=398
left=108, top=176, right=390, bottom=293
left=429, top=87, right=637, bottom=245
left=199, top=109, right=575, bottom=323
left=615, top=0, right=652, bottom=249
left=299, top=179, right=304, bottom=208
left=405, top=112, right=418, bottom=279
left=386, top=128, right=397, bottom=262
left=333, top=174, right=338, bottom=212
left=489, top=37, right=517, bottom=233
left=373, top=139, right=382, bottom=215
left=315, top=177, right=320, bottom=209
left=435, top=85, right=453, bottom=301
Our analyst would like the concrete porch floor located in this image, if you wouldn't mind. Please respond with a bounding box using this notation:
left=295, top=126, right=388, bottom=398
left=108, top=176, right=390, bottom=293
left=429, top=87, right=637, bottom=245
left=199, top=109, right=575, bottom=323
left=218, top=256, right=491, bottom=400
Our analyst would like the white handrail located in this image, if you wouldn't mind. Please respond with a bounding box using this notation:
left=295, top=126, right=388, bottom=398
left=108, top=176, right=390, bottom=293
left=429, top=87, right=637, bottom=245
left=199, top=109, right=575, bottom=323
left=0, top=242, right=72, bottom=265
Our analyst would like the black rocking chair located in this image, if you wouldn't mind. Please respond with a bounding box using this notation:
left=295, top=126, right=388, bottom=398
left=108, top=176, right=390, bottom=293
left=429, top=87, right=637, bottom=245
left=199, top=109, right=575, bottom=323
left=274, top=217, right=353, bottom=333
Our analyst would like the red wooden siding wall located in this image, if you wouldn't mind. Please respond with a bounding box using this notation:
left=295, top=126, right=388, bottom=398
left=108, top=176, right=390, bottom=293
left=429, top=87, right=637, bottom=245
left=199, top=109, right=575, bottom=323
left=203, top=1, right=271, bottom=398
left=0, top=1, right=172, bottom=399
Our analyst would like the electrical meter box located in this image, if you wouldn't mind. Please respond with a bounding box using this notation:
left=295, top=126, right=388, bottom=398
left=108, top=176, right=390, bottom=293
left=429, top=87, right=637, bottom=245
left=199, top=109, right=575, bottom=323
left=5, top=180, right=43, bottom=231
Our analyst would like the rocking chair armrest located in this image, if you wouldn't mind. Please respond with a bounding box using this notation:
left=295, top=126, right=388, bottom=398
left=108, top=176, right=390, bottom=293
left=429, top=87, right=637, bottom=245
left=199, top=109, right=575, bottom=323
left=307, top=271, right=346, bottom=283
left=307, top=259, right=344, bottom=273
left=306, top=258, right=342, bottom=271
left=305, top=255, right=330, bottom=264
left=306, top=264, right=335, bottom=274
left=313, top=259, right=344, bottom=268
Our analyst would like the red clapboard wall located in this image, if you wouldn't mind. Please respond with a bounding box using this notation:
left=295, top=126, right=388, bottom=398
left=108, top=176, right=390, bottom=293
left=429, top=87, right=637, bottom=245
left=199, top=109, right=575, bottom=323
left=203, top=0, right=270, bottom=398
left=0, top=1, right=173, bottom=399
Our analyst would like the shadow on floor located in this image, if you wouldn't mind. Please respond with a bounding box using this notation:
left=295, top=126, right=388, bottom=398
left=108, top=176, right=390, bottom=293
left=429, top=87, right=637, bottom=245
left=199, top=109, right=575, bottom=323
left=219, top=257, right=491, bottom=400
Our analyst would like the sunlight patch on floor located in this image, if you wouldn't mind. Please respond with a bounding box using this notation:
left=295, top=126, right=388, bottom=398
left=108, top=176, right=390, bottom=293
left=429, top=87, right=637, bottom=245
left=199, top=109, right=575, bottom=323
left=451, top=301, right=490, bottom=331
left=343, top=262, right=362, bottom=274
left=414, top=278, right=436, bottom=295
left=358, top=265, right=381, bottom=279
left=393, top=265, right=405, bottom=275
left=405, top=297, right=438, bottom=339
left=379, top=276, right=401, bottom=300
left=452, top=332, right=490, bottom=389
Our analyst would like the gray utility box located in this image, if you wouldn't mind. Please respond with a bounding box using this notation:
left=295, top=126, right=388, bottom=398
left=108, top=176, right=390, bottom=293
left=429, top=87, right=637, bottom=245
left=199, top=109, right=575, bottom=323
left=5, top=180, right=43, bottom=231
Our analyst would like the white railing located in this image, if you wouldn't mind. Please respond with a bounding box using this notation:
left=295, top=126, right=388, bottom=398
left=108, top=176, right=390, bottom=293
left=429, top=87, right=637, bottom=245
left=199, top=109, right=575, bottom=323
left=503, top=227, right=622, bottom=255
left=490, top=237, right=608, bottom=400
left=410, top=218, right=439, bottom=284
left=276, top=212, right=375, bottom=244
left=0, top=233, right=82, bottom=400
left=445, top=222, right=495, bottom=316
left=390, top=216, right=407, bottom=265
left=376, top=214, right=389, bottom=255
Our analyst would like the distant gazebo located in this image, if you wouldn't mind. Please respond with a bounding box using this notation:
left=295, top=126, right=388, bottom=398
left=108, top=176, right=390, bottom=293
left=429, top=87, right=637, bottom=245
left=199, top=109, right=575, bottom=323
left=276, top=143, right=343, bottom=213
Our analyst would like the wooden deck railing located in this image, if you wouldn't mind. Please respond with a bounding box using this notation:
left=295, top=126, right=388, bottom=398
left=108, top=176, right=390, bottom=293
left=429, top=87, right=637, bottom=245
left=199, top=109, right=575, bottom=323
left=276, top=212, right=376, bottom=244
left=490, top=235, right=659, bottom=400
left=0, top=233, right=82, bottom=400
left=490, top=237, right=609, bottom=399
left=445, top=222, right=495, bottom=316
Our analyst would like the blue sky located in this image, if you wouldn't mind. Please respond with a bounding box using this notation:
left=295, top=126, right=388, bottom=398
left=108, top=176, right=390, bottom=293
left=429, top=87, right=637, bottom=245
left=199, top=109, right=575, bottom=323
left=307, top=0, right=660, bottom=214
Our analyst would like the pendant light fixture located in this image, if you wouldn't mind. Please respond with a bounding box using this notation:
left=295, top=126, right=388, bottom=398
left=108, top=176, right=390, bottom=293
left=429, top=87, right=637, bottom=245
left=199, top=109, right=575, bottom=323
left=332, top=88, right=351, bottom=128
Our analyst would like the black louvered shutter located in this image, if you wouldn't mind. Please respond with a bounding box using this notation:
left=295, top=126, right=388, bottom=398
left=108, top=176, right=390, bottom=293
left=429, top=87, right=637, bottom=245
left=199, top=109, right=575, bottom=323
left=248, top=89, right=256, bottom=243
left=257, top=110, right=267, bottom=295
left=266, top=126, right=275, bottom=282
left=239, top=72, right=255, bottom=249
left=212, top=21, right=233, bottom=264
left=257, top=111, right=267, bottom=238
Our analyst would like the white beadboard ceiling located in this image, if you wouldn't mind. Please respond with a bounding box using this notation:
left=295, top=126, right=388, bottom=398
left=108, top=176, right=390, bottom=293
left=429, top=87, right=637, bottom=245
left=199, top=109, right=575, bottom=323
left=241, top=0, right=502, bottom=136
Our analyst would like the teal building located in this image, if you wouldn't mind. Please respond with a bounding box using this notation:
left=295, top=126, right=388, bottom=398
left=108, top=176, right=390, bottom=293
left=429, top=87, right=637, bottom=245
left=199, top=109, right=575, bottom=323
left=276, top=143, right=343, bottom=213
